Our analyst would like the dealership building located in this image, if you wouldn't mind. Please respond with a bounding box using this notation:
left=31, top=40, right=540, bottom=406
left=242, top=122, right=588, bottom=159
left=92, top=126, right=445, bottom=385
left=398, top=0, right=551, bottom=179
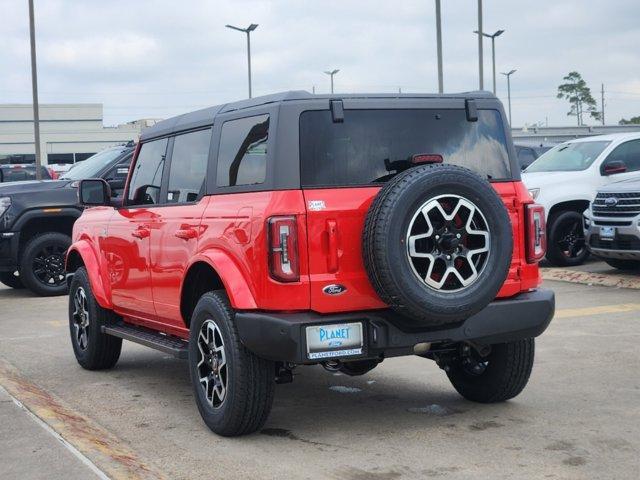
left=0, top=104, right=159, bottom=166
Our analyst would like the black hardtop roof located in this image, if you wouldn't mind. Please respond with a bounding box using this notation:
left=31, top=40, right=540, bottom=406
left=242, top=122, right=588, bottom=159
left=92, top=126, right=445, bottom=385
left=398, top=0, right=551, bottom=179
left=140, top=90, right=496, bottom=141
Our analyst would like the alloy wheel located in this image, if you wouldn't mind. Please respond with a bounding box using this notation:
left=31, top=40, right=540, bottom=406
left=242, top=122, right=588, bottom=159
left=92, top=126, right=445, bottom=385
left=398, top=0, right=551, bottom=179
left=407, top=194, right=491, bottom=292
left=72, top=287, right=90, bottom=350
left=197, top=319, right=228, bottom=408
left=32, top=243, right=66, bottom=287
left=557, top=218, right=586, bottom=259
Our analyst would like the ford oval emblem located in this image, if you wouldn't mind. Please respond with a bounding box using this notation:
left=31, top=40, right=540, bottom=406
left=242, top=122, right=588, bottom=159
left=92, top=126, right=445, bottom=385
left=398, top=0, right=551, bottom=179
left=605, top=197, right=619, bottom=207
left=323, top=284, right=347, bottom=296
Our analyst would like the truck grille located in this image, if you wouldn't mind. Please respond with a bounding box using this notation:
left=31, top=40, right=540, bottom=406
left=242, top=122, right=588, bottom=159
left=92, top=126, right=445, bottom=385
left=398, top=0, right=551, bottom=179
left=592, top=191, right=640, bottom=217
left=590, top=234, right=640, bottom=251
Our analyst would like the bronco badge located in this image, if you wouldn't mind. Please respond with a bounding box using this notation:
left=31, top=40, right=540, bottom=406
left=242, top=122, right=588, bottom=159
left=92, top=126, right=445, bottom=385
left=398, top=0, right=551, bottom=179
left=323, top=284, right=347, bottom=296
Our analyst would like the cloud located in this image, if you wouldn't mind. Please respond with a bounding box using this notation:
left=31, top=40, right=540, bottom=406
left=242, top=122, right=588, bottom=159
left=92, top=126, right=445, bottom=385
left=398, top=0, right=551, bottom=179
left=1, top=0, right=639, bottom=127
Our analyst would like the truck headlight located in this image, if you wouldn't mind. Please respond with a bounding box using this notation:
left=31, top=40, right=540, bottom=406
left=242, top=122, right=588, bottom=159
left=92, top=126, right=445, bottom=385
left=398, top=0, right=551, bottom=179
left=528, top=188, right=540, bottom=200
left=0, top=197, right=10, bottom=218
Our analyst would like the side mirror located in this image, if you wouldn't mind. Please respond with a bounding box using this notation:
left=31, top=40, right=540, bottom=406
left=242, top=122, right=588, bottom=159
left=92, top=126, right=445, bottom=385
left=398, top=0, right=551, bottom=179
left=79, top=178, right=111, bottom=206
left=602, top=160, right=627, bottom=175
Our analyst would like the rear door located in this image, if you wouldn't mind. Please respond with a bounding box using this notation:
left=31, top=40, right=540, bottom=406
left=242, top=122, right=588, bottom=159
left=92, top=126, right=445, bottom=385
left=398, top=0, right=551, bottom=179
left=300, top=106, right=515, bottom=313
left=149, top=128, right=213, bottom=332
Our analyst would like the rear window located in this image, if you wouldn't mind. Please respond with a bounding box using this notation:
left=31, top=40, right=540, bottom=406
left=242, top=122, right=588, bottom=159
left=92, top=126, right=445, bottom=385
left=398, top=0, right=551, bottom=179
left=300, top=109, right=511, bottom=187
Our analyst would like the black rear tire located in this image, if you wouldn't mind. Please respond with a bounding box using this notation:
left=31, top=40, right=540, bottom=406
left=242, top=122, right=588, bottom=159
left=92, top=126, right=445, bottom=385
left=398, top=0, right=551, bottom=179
left=189, top=291, right=275, bottom=437
left=362, top=164, right=513, bottom=326
left=20, top=232, right=71, bottom=296
left=604, top=258, right=640, bottom=271
left=0, top=272, right=24, bottom=289
left=446, top=339, right=535, bottom=403
left=68, top=267, right=122, bottom=370
left=546, top=211, right=589, bottom=267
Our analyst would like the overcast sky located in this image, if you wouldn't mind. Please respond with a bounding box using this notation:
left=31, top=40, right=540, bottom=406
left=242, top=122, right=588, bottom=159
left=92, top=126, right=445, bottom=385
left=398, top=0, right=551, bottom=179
left=2, top=0, right=640, bottom=127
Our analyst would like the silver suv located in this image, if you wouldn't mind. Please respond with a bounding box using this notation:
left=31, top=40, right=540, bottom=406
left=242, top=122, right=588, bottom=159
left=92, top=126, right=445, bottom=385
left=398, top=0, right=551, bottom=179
left=584, top=178, right=640, bottom=270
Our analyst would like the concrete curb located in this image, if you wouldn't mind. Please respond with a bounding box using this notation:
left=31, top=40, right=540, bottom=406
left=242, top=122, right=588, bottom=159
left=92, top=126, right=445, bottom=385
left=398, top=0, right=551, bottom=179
left=541, top=267, right=640, bottom=290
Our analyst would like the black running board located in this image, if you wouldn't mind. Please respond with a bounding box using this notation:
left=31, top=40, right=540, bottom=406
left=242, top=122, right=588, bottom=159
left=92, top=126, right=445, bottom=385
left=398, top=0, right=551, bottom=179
left=102, top=323, right=189, bottom=359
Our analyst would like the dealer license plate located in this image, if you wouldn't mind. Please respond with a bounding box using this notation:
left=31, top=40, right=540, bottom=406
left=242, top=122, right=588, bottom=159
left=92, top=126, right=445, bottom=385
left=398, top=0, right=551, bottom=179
left=600, top=226, right=616, bottom=241
left=305, top=322, right=363, bottom=360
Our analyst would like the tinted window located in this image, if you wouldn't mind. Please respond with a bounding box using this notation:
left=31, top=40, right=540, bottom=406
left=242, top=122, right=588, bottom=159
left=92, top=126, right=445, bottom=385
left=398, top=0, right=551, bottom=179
left=300, top=109, right=511, bottom=187
left=606, top=139, right=640, bottom=172
left=127, top=139, right=168, bottom=205
left=166, top=129, right=211, bottom=203
left=516, top=147, right=537, bottom=169
left=75, top=153, right=96, bottom=162
left=48, top=153, right=74, bottom=164
left=526, top=141, right=611, bottom=172
left=0, top=154, right=35, bottom=165
left=0, top=165, right=50, bottom=182
left=217, top=115, right=269, bottom=187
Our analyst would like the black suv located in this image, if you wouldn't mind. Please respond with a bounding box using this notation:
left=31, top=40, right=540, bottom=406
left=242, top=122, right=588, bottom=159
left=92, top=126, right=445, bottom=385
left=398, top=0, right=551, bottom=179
left=0, top=144, right=133, bottom=295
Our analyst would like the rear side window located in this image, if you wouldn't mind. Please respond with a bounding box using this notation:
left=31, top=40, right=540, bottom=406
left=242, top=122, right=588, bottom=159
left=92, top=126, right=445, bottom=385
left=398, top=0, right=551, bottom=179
left=300, top=109, right=511, bottom=187
left=216, top=114, right=269, bottom=187
left=166, top=128, right=211, bottom=203
left=127, top=138, right=168, bottom=205
left=606, top=139, right=640, bottom=173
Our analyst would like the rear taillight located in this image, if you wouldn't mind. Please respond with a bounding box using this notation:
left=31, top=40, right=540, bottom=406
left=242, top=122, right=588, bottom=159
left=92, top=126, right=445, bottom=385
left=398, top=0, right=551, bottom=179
left=268, top=216, right=300, bottom=282
left=526, top=204, right=546, bottom=263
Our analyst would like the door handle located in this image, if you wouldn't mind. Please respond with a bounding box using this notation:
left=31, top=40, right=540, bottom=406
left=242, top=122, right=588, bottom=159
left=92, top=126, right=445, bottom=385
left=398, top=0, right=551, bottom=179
left=131, top=227, right=150, bottom=239
left=175, top=228, right=198, bottom=240
left=326, top=219, right=339, bottom=273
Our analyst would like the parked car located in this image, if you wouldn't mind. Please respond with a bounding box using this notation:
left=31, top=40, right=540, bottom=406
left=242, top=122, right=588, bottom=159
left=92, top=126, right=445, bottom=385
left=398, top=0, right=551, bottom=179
left=0, top=164, right=52, bottom=183
left=522, top=132, right=640, bottom=267
left=0, top=144, right=134, bottom=295
left=66, top=91, right=554, bottom=437
left=584, top=178, right=640, bottom=270
left=514, top=142, right=555, bottom=170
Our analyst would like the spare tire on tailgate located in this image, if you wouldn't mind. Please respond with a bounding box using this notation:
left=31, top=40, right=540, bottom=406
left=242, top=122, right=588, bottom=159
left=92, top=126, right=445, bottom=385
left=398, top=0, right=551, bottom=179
left=362, top=163, right=512, bottom=327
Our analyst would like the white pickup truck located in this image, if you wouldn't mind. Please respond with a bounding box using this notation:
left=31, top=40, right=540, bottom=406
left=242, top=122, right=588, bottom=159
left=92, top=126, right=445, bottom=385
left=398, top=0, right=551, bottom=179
left=522, top=132, right=640, bottom=266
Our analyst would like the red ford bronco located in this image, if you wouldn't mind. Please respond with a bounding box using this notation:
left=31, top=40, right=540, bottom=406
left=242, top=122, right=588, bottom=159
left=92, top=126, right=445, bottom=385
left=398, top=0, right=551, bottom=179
left=66, top=91, right=554, bottom=437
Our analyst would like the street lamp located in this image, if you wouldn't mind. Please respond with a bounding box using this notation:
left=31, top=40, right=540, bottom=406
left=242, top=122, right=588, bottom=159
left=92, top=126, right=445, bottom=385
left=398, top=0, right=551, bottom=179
left=225, top=23, right=258, bottom=98
left=435, top=0, right=443, bottom=93
left=477, top=0, right=483, bottom=90
left=324, top=69, right=340, bottom=94
left=474, top=29, right=504, bottom=95
left=28, top=0, right=42, bottom=179
left=501, top=69, right=516, bottom=125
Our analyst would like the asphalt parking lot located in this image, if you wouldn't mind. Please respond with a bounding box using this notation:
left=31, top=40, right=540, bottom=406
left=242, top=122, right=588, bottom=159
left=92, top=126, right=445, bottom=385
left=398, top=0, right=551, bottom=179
left=1, top=264, right=639, bottom=480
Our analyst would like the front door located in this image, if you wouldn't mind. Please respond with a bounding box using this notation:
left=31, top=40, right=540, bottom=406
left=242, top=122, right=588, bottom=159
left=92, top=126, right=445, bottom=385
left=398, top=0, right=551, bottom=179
left=149, top=128, right=213, bottom=332
left=105, top=137, right=168, bottom=321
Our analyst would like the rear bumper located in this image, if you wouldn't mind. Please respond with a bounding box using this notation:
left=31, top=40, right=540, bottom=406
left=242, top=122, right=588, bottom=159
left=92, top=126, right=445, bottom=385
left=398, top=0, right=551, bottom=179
left=235, top=288, right=555, bottom=364
left=0, top=232, right=20, bottom=272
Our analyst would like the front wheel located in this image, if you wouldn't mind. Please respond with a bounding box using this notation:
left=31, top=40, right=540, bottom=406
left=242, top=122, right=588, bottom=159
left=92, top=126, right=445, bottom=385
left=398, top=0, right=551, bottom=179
left=20, top=232, right=71, bottom=296
left=446, top=339, right=535, bottom=403
left=68, top=267, right=122, bottom=370
left=604, top=258, right=640, bottom=271
left=0, top=271, right=24, bottom=289
left=546, top=211, right=589, bottom=267
left=188, top=291, right=275, bottom=437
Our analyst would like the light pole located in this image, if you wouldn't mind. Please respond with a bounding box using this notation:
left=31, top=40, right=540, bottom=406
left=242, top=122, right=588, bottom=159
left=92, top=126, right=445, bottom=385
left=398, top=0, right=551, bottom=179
left=501, top=69, right=516, bottom=125
left=225, top=23, right=258, bottom=98
left=474, top=29, right=504, bottom=95
left=28, top=0, right=42, bottom=179
left=435, top=0, right=443, bottom=93
left=324, top=69, right=339, bottom=94
left=477, top=0, right=483, bottom=90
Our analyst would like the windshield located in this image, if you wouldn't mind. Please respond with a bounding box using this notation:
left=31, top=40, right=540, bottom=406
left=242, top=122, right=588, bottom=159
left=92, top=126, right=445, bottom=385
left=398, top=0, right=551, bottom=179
left=60, top=147, right=128, bottom=180
left=525, top=141, right=610, bottom=172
